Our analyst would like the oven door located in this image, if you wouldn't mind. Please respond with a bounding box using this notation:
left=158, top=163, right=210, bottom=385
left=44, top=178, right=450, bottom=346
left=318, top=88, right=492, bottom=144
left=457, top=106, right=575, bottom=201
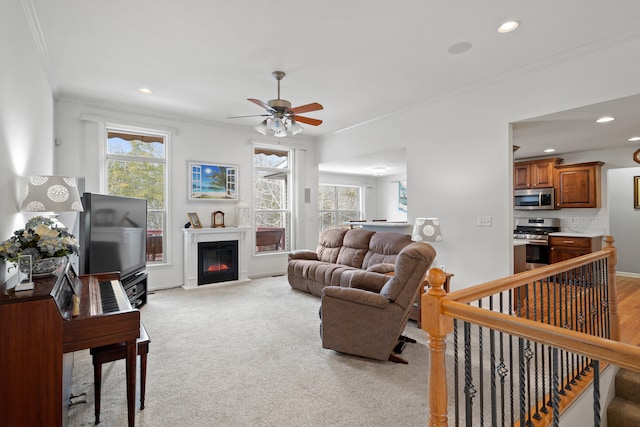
left=525, top=240, right=550, bottom=269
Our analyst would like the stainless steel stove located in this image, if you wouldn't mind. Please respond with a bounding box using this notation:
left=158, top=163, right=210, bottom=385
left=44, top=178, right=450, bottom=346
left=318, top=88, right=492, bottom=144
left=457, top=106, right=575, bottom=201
left=513, top=218, right=560, bottom=269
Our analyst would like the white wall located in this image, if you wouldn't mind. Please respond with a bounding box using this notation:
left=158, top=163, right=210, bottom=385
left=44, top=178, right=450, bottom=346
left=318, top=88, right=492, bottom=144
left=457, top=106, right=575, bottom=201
left=608, top=166, right=640, bottom=275
left=378, top=174, right=408, bottom=222
left=54, top=98, right=316, bottom=289
left=0, top=0, right=54, bottom=282
left=317, top=37, right=640, bottom=290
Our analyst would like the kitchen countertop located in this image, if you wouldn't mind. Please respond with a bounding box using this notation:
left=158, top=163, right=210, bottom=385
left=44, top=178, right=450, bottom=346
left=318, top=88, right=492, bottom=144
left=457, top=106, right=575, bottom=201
left=548, top=232, right=604, bottom=238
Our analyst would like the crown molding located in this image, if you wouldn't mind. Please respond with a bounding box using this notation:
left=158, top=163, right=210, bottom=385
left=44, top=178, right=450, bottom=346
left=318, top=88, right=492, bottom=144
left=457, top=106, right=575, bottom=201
left=20, top=0, right=59, bottom=97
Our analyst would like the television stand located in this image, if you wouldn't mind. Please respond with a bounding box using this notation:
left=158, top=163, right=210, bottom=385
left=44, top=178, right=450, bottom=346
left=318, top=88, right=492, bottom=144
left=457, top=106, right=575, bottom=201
left=121, top=271, right=147, bottom=308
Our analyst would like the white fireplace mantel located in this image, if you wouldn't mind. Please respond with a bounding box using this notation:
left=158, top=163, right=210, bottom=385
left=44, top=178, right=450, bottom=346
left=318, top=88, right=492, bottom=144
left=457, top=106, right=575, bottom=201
left=182, top=226, right=251, bottom=289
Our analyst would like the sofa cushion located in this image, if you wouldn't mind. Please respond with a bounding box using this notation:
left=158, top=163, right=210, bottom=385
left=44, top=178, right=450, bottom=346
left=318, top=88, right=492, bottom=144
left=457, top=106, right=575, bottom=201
left=336, top=228, right=375, bottom=268
left=362, top=232, right=413, bottom=269
left=316, top=228, right=348, bottom=263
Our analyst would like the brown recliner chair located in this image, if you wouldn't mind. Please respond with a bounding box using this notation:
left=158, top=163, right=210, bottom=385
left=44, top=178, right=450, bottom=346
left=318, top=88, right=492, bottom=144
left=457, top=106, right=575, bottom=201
left=320, top=242, right=436, bottom=362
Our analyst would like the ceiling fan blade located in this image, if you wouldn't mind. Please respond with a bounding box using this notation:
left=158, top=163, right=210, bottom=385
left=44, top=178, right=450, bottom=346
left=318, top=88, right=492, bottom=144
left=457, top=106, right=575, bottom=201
left=293, top=115, right=323, bottom=126
left=289, top=102, right=323, bottom=114
left=247, top=98, right=276, bottom=112
left=227, top=114, right=270, bottom=119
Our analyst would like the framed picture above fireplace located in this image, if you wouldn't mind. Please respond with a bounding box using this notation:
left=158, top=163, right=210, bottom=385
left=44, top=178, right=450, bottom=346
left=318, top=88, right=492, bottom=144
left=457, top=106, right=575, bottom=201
left=188, top=161, right=238, bottom=201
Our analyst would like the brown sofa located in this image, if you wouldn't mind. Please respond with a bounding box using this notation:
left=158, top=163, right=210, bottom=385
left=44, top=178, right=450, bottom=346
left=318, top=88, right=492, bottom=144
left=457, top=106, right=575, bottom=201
left=287, top=228, right=413, bottom=297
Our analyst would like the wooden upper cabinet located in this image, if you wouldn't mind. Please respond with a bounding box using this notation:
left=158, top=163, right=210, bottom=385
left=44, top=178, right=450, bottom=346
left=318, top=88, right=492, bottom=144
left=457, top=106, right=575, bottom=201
left=554, top=161, right=604, bottom=208
left=514, top=158, right=562, bottom=189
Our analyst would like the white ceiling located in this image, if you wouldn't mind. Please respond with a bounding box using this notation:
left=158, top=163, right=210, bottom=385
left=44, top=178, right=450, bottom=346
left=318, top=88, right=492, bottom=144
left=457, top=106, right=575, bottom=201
left=30, top=0, right=640, bottom=173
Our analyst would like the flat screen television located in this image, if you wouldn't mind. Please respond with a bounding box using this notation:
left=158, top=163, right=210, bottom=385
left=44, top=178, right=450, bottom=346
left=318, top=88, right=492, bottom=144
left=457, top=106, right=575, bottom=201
left=79, top=193, right=147, bottom=280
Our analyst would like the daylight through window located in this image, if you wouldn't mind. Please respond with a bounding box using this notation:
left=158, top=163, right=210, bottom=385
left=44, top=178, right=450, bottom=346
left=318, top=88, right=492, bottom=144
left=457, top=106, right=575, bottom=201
left=318, top=185, right=362, bottom=233
left=253, top=146, right=291, bottom=253
left=106, top=129, right=167, bottom=263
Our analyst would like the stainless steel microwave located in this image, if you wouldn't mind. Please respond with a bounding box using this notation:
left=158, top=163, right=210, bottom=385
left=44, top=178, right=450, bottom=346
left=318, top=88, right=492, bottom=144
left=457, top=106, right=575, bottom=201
left=514, top=188, right=555, bottom=210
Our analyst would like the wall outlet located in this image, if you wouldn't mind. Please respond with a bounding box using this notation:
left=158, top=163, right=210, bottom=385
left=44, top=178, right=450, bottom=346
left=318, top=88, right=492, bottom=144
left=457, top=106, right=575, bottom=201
left=477, top=216, right=492, bottom=227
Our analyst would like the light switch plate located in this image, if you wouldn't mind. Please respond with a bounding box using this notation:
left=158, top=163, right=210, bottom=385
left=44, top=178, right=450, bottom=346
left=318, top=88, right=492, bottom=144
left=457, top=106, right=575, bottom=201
left=477, top=216, right=492, bottom=227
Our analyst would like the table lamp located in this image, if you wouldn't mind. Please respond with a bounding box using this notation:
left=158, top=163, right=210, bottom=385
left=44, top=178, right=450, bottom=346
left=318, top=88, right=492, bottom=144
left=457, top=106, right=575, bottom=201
left=412, top=217, right=442, bottom=268
left=21, top=175, right=83, bottom=228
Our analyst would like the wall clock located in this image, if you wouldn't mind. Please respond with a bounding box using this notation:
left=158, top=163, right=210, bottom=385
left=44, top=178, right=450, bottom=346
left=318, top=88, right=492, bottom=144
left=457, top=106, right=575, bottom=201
left=634, top=148, right=640, bottom=164
left=212, top=211, right=225, bottom=228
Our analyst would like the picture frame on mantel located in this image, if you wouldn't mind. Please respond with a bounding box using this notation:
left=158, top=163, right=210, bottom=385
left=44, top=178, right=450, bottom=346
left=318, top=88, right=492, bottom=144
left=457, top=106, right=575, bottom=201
left=188, top=161, right=238, bottom=201
left=634, top=176, right=640, bottom=209
left=187, top=212, right=203, bottom=228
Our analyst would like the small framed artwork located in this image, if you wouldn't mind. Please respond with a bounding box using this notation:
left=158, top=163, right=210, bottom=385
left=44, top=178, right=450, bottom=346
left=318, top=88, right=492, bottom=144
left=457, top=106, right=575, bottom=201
left=188, top=161, right=238, bottom=201
left=634, top=176, right=640, bottom=209
left=398, top=180, right=407, bottom=212
left=187, top=212, right=203, bottom=228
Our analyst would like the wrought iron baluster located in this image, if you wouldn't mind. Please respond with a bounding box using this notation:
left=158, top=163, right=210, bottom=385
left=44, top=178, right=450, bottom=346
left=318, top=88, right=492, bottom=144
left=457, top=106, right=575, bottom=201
left=518, top=338, right=526, bottom=427
left=478, top=300, right=484, bottom=426
left=464, top=321, right=476, bottom=426
left=454, top=318, right=460, bottom=427
left=552, top=348, right=560, bottom=427
left=532, top=279, right=542, bottom=421
left=593, top=359, right=601, bottom=427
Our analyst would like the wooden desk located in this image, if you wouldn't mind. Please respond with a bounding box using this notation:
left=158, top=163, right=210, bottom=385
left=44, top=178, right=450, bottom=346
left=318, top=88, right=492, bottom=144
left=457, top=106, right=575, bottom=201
left=409, top=272, right=453, bottom=328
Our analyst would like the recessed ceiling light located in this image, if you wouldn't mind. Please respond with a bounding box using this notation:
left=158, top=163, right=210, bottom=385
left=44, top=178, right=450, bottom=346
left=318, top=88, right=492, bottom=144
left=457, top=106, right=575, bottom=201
left=596, top=116, right=615, bottom=123
left=544, top=148, right=556, bottom=153
left=447, top=41, right=473, bottom=55
left=628, top=136, right=640, bottom=142
left=138, top=88, right=153, bottom=95
left=498, top=21, right=520, bottom=33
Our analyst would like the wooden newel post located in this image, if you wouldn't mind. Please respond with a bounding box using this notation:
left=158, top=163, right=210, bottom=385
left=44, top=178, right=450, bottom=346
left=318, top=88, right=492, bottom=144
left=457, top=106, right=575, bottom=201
left=422, top=267, right=452, bottom=427
left=603, top=235, right=620, bottom=341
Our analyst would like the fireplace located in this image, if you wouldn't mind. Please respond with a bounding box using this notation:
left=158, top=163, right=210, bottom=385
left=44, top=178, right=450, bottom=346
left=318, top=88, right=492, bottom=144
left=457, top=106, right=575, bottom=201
left=183, top=226, right=250, bottom=289
left=198, top=240, right=238, bottom=285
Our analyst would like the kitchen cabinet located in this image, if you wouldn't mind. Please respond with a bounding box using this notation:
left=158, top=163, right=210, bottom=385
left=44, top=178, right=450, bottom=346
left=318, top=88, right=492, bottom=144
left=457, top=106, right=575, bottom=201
left=514, top=158, right=562, bottom=190
left=554, top=161, right=603, bottom=208
left=549, top=235, right=603, bottom=264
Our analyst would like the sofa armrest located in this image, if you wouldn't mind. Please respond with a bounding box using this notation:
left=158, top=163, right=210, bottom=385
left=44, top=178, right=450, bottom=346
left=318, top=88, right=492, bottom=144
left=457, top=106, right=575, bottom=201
left=347, top=270, right=390, bottom=293
left=366, top=263, right=395, bottom=274
left=322, top=286, right=390, bottom=309
left=288, top=249, right=318, bottom=261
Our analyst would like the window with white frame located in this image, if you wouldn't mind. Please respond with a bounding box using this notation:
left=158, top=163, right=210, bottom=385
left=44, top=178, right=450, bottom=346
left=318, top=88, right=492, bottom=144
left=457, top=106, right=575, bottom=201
left=105, top=128, right=168, bottom=263
left=253, top=146, right=291, bottom=253
left=318, top=185, right=362, bottom=232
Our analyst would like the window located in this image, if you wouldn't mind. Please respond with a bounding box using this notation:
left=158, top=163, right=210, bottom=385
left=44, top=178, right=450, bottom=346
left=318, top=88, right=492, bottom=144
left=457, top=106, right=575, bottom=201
left=105, top=128, right=168, bottom=263
left=318, top=185, right=362, bottom=232
left=253, top=146, right=291, bottom=253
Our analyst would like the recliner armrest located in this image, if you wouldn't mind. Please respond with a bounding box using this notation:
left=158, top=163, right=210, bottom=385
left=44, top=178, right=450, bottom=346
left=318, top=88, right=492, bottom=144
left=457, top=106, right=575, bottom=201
left=366, top=263, right=395, bottom=274
left=322, top=286, right=390, bottom=309
left=288, top=249, right=318, bottom=261
left=348, top=270, right=390, bottom=293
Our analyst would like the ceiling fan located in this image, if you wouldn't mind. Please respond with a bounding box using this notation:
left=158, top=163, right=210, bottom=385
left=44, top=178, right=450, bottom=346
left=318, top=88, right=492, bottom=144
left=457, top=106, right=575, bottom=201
left=228, top=71, right=323, bottom=137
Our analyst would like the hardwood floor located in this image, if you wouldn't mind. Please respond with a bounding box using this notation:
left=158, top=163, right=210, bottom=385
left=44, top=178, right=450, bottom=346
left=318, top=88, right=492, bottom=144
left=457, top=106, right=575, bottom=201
left=616, top=275, right=640, bottom=346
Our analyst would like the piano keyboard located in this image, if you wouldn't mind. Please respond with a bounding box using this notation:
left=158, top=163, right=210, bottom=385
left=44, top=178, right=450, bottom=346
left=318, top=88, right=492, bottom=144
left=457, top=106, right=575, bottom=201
left=90, top=279, right=132, bottom=315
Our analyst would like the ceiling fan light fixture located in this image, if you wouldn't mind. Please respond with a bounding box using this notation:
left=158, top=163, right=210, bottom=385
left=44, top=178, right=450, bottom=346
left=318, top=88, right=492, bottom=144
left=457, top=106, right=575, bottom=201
left=255, top=119, right=268, bottom=135
left=371, top=167, right=386, bottom=176
left=270, top=117, right=285, bottom=131
left=290, top=120, right=303, bottom=135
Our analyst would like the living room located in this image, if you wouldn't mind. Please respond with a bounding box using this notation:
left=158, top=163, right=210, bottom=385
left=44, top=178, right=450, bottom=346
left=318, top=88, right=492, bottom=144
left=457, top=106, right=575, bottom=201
left=2, top=1, right=640, bottom=424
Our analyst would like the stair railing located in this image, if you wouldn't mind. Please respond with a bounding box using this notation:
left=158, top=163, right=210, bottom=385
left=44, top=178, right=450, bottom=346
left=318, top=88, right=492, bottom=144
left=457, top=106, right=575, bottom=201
left=422, top=236, right=640, bottom=426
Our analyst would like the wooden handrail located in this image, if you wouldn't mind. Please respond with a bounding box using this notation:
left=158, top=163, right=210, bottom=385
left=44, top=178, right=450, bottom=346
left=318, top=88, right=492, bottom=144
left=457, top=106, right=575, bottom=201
left=422, top=235, right=621, bottom=427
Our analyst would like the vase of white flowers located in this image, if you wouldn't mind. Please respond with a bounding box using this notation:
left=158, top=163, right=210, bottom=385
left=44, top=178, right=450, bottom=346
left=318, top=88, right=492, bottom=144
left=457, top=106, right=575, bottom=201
left=0, top=216, right=79, bottom=276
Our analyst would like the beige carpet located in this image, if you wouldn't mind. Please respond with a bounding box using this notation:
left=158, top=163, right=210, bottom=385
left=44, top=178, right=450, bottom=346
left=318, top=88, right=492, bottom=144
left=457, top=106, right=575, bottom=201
left=66, top=275, right=432, bottom=426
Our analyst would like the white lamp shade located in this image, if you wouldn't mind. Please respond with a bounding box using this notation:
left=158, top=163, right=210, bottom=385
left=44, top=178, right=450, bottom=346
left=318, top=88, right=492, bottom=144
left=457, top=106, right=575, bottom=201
left=412, top=217, right=442, bottom=242
left=21, top=175, right=83, bottom=212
